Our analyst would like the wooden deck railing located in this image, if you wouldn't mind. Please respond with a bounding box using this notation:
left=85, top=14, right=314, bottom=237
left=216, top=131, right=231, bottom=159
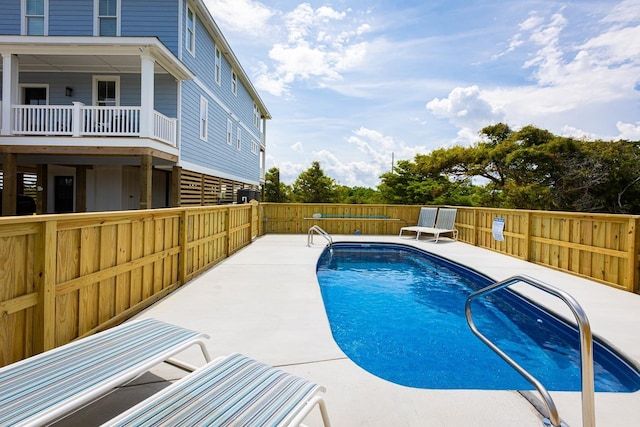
left=0, top=203, right=260, bottom=367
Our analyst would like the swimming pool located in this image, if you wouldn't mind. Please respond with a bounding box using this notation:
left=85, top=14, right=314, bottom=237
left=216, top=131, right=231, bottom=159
left=316, top=243, right=640, bottom=391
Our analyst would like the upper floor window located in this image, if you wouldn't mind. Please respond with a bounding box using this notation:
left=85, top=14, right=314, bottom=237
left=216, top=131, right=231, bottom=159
left=253, top=103, right=260, bottom=128
left=214, top=47, right=222, bottom=85
left=96, top=0, right=120, bottom=36
left=24, top=0, right=47, bottom=35
left=226, top=119, right=232, bottom=145
left=251, top=140, right=258, bottom=155
left=231, top=72, right=237, bottom=96
left=199, top=96, right=208, bottom=141
left=186, top=6, right=195, bottom=55
left=236, top=128, right=242, bottom=150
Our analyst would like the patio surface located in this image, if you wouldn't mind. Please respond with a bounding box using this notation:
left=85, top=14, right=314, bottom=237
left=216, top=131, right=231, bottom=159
left=56, top=234, right=640, bottom=426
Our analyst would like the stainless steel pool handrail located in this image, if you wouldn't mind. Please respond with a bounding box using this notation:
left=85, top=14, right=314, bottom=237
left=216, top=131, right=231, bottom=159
left=465, top=274, right=595, bottom=427
left=307, top=225, right=333, bottom=247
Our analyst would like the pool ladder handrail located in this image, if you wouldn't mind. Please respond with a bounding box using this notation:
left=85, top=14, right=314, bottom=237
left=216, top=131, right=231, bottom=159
left=307, top=225, right=333, bottom=248
left=465, top=274, right=595, bottom=427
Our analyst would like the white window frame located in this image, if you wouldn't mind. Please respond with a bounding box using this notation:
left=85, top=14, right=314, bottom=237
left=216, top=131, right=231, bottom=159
left=94, top=0, right=121, bottom=36
left=253, top=103, right=260, bottom=128
left=199, top=96, right=208, bottom=141
left=226, top=119, right=232, bottom=145
left=231, top=71, right=238, bottom=96
left=251, top=140, right=258, bottom=154
left=19, top=84, right=49, bottom=105
left=236, top=128, right=241, bottom=151
left=92, top=76, right=120, bottom=106
left=22, top=0, right=48, bottom=36
left=215, top=46, right=222, bottom=85
left=186, top=5, right=195, bottom=56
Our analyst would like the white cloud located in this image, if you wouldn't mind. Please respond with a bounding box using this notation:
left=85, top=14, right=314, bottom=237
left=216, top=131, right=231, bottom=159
left=426, top=85, right=505, bottom=132
left=291, top=141, right=304, bottom=153
left=429, top=5, right=640, bottom=144
left=616, top=121, right=640, bottom=140
left=252, top=3, right=370, bottom=95
left=203, top=0, right=274, bottom=35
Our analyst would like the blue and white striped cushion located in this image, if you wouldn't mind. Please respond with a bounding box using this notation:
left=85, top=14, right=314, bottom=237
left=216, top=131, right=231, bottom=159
left=104, top=353, right=325, bottom=427
left=0, top=318, right=207, bottom=426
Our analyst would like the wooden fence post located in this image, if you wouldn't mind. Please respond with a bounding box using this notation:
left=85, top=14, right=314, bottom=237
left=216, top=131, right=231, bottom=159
left=628, top=216, right=639, bottom=294
left=34, top=220, right=57, bottom=353
left=226, top=206, right=232, bottom=256
left=179, top=209, right=189, bottom=286
left=524, top=211, right=531, bottom=262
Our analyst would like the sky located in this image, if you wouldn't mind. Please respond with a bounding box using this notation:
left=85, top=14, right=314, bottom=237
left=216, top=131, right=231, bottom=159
left=203, top=0, right=640, bottom=187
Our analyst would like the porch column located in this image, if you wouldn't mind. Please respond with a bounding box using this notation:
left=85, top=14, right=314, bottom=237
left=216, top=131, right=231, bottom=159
left=171, top=166, right=182, bottom=207
left=140, top=52, right=155, bottom=138
left=36, top=164, right=48, bottom=214
left=75, top=166, right=88, bottom=213
left=140, top=154, right=152, bottom=210
left=2, top=153, right=17, bottom=215
left=1, top=54, right=19, bottom=136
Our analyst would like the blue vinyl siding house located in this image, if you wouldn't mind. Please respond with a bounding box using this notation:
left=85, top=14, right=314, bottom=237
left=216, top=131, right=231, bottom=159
left=0, top=0, right=270, bottom=215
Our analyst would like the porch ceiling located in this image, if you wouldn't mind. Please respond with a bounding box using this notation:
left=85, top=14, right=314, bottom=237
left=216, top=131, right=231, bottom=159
left=14, top=54, right=162, bottom=74
left=0, top=36, right=194, bottom=80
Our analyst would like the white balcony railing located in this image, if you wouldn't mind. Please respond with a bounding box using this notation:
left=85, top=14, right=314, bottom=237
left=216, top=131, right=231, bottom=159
left=10, top=104, right=177, bottom=146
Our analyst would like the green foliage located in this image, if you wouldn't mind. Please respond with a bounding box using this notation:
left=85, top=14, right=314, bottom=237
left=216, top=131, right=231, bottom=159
left=377, top=123, right=640, bottom=213
left=274, top=125, right=640, bottom=213
left=292, top=161, right=338, bottom=203
left=263, top=167, right=291, bottom=202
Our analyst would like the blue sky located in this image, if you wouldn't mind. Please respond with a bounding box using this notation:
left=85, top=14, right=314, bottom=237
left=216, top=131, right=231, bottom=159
left=203, top=0, right=640, bottom=187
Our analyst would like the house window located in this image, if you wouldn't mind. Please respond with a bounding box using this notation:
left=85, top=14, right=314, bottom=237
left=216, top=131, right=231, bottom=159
left=236, top=128, right=241, bottom=151
left=215, top=47, right=222, bottom=85
left=186, top=6, right=195, bottom=55
left=253, top=103, right=260, bottom=128
left=22, top=86, right=48, bottom=105
left=93, top=76, right=119, bottom=106
left=24, top=0, right=47, bottom=35
left=97, top=0, right=119, bottom=36
left=251, top=140, right=258, bottom=154
left=199, top=96, right=208, bottom=141
left=226, top=119, right=232, bottom=145
left=231, top=72, right=237, bottom=96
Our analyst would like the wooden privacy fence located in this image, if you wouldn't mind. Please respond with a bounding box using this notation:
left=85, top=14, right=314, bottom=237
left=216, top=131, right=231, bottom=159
left=262, top=203, right=640, bottom=294
left=0, top=203, right=260, bottom=367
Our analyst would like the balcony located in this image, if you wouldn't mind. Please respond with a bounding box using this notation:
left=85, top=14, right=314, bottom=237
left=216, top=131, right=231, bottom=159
left=7, top=103, right=177, bottom=146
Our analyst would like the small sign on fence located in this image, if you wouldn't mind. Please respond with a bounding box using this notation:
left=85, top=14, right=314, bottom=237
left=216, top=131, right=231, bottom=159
left=492, top=217, right=505, bottom=241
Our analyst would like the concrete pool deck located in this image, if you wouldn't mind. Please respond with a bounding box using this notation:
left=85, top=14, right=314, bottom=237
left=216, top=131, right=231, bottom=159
left=56, top=234, right=640, bottom=426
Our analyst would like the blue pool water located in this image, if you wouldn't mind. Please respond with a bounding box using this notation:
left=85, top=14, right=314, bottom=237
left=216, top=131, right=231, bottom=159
left=316, top=243, right=640, bottom=391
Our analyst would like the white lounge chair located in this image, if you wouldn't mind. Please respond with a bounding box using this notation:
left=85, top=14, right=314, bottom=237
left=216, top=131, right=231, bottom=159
left=399, top=207, right=438, bottom=239
left=0, top=318, right=211, bottom=427
left=416, top=208, right=459, bottom=243
left=103, top=352, right=332, bottom=427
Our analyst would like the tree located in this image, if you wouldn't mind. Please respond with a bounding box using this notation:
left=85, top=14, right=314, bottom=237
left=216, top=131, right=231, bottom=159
left=292, top=161, right=337, bottom=203
left=263, top=167, right=291, bottom=202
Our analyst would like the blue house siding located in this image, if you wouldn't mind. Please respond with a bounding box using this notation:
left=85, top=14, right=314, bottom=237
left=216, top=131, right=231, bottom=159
left=177, top=1, right=263, bottom=184
left=179, top=80, right=260, bottom=183
left=0, top=0, right=20, bottom=35
left=122, top=0, right=179, bottom=53
left=49, top=0, right=93, bottom=36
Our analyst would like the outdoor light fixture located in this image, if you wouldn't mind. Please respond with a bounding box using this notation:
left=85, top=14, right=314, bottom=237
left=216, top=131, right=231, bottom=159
left=65, top=87, right=73, bottom=97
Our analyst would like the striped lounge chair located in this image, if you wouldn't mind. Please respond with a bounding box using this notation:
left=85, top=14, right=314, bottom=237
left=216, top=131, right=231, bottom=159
left=416, top=208, right=459, bottom=243
left=103, top=352, right=332, bottom=427
left=0, top=318, right=211, bottom=426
